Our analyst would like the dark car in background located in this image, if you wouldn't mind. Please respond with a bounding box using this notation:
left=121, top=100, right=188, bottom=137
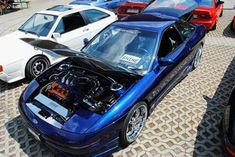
left=223, top=87, right=235, bottom=156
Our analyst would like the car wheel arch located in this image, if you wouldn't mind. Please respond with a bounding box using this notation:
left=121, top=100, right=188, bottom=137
left=119, top=101, right=149, bottom=146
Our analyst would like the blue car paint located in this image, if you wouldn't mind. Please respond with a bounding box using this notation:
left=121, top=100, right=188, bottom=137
left=144, top=0, right=198, bottom=18
left=70, top=0, right=127, bottom=9
left=19, top=12, right=206, bottom=156
left=88, top=23, right=205, bottom=133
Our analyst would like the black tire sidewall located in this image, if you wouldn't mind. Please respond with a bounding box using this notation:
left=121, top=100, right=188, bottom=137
left=212, top=22, right=217, bottom=30
left=220, top=10, right=223, bottom=17
left=120, top=102, right=148, bottom=147
left=26, top=56, right=50, bottom=80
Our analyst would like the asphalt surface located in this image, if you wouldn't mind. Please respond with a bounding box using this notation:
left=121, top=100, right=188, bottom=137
left=0, top=0, right=235, bottom=157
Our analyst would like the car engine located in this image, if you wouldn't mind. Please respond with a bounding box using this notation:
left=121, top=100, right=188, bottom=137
left=36, top=64, right=124, bottom=119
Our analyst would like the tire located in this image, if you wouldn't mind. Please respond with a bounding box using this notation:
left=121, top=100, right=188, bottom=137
left=120, top=102, right=148, bottom=147
left=220, top=10, right=223, bottom=17
left=25, top=56, right=50, bottom=80
left=192, top=45, right=203, bottom=70
left=212, top=22, right=217, bottom=30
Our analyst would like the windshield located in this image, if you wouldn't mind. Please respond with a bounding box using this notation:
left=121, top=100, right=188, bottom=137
left=19, top=13, right=57, bottom=37
left=196, top=0, right=213, bottom=7
left=82, top=25, right=157, bottom=75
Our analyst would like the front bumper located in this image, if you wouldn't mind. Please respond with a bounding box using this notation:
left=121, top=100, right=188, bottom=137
left=0, top=72, right=9, bottom=82
left=18, top=101, right=120, bottom=156
left=223, top=105, right=235, bottom=156
left=191, top=18, right=215, bottom=30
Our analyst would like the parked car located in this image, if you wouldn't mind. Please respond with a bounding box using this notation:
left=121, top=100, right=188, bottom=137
left=143, top=0, right=198, bottom=21
left=70, top=0, right=126, bottom=10
left=0, top=5, right=117, bottom=83
left=223, top=87, right=235, bottom=156
left=19, top=0, right=206, bottom=156
left=230, top=16, right=235, bottom=31
left=117, top=0, right=153, bottom=18
left=191, top=0, right=224, bottom=30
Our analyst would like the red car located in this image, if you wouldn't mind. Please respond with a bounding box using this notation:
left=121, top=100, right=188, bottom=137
left=117, top=0, right=153, bottom=18
left=191, top=0, right=224, bottom=30
left=231, top=16, right=235, bottom=31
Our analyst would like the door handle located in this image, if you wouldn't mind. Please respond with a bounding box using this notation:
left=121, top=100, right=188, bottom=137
left=83, top=28, right=89, bottom=32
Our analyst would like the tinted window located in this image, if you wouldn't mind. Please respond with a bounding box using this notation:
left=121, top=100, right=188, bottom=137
left=197, top=0, right=213, bottom=7
left=175, top=21, right=195, bottom=39
left=158, top=26, right=183, bottom=58
left=82, top=9, right=110, bottom=23
left=54, top=12, right=86, bottom=34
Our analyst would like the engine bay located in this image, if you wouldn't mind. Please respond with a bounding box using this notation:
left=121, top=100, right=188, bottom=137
left=33, top=63, right=129, bottom=121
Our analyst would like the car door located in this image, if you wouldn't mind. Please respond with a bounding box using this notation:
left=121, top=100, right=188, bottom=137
left=81, top=9, right=115, bottom=39
left=52, top=12, right=90, bottom=50
left=147, top=24, right=196, bottom=108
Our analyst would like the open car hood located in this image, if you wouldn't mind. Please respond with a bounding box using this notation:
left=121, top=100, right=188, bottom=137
left=143, top=0, right=198, bottom=20
left=21, top=38, right=78, bottom=57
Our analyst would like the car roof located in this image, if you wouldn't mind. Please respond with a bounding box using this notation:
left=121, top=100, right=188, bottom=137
left=37, top=5, right=98, bottom=16
left=143, top=0, right=198, bottom=19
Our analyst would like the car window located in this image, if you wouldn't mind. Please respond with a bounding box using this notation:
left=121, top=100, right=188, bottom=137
left=82, top=9, right=110, bottom=23
left=54, top=12, right=86, bottom=34
left=82, top=25, right=158, bottom=75
left=19, top=13, right=57, bottom=37
left=175, top=21, right=195, bottom=40
left=158, top=26, right=183, bottom=58
left=197, top=0, right=213, bottom=7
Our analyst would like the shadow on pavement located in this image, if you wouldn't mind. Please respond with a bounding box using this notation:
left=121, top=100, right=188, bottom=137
left=193, top=57, right=235, bottom=156
left=0, top=79, right=28, bottom=94
left=1, top=8, right=20, bottom=15
left=223, top=22, right=235, bottom=38
left=4, top=116, right=55, bottom=157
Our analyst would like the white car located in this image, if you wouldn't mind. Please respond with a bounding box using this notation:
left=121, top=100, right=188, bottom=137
left=0, top=5, right=117, bottom=83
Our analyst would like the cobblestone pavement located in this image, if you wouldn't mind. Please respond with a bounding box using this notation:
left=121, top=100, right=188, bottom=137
left=0, top=8, right=235, bottom=157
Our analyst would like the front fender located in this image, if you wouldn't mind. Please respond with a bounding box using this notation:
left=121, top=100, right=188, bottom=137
left=86, top=71, right=157, bottom=133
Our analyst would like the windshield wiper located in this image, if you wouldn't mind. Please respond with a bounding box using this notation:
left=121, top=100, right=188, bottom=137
left=18, top=28, right=26, bottom=32
left=25, top=30, right=40, bottom=37
left=115, top=65, right=134, bottom=73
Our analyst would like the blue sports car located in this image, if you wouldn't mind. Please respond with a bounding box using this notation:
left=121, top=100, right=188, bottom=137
left=19, top=1, right=206, bottom=156
left=69, top=0, right=127, bottom=10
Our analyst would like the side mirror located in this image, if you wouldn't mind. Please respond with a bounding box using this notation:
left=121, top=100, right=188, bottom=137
left=52, top=33, right=61, bottom=39
left=158, top=57, right=174, bottom=66
left=83, top=38, right=89, bottom=46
